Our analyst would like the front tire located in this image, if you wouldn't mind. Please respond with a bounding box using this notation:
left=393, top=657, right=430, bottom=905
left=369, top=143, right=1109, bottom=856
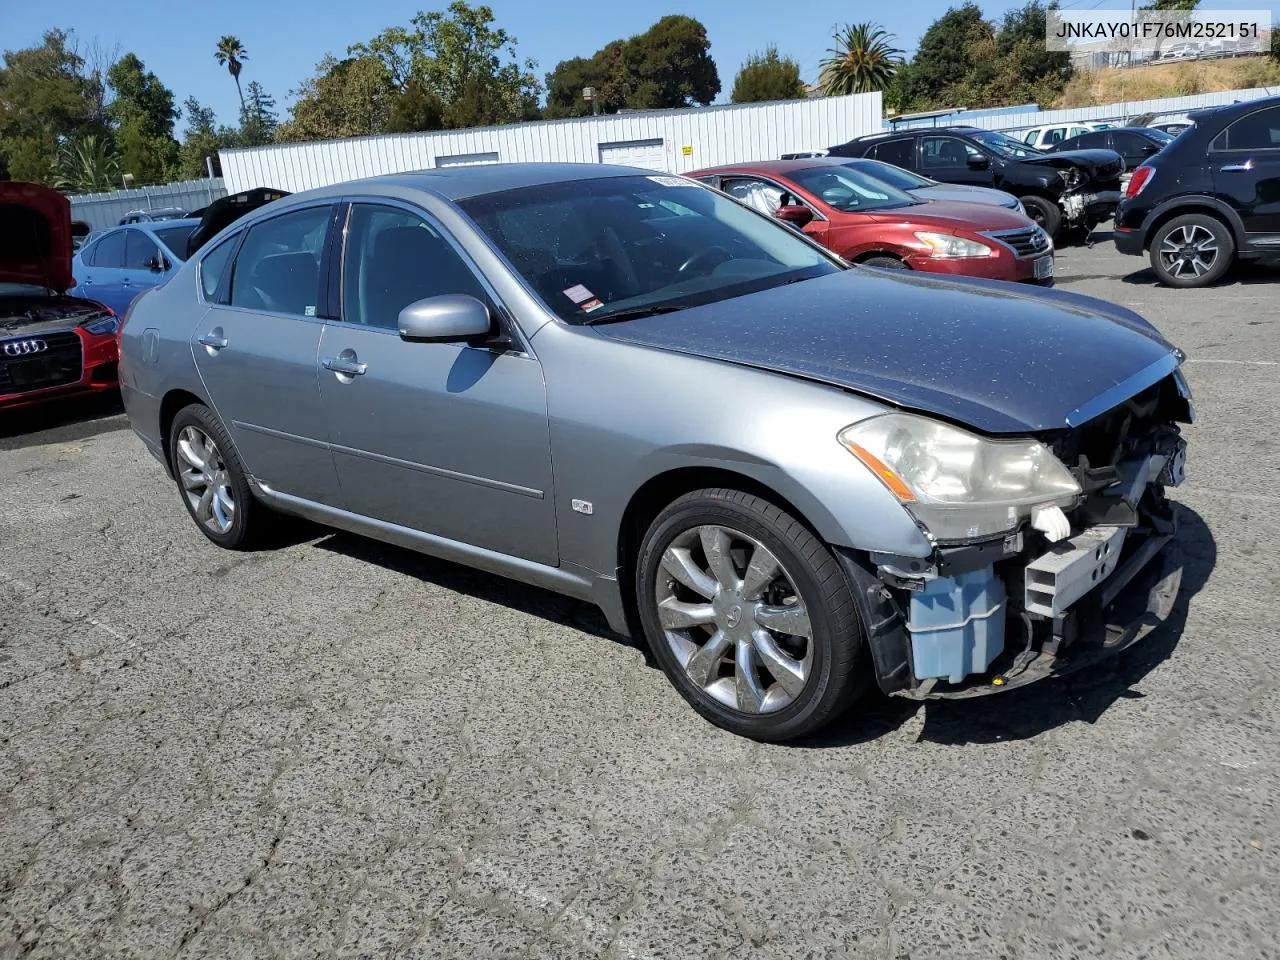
left=1021, top=195, right=1062, bottom=239
left=168, top=403, right=263, bottom=550
left=860, top=255, right=908, bottom=270
left=636, top=488, right=868, bottom=741
left=1149, top=213, right=1234, bottom=287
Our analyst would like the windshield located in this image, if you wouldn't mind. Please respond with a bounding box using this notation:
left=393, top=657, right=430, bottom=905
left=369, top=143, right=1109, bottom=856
left=787, top=165, right=918, bottom=212
left=836, top=159, right=932, bottom=190
left=968, top=130, right=1047, bottom=159
left=153, top=225, right=195, bottom=259
left=458, top=175, right=841, bottom=324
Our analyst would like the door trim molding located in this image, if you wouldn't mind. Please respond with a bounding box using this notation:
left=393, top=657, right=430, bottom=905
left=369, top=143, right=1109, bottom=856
left=330, top=440, right=545, bottom=499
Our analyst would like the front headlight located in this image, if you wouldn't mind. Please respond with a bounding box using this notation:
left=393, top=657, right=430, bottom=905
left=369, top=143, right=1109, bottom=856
left=83, top=314, right=120, bottom=336
left=838, top=413, right=1081, bottom=541
left=913, top=232, right=993, bottom=258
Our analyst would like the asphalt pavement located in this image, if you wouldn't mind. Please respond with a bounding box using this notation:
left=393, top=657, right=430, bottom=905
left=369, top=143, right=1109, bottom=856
left=2, top=239, right=1278, bottom=959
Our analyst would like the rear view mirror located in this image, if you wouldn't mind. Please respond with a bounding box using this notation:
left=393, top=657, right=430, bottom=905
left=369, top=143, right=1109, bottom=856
left=773, top=204, right=814, bottom=228
left=967, top=154, right=991, bottom=170
left=399, top=294, right=493, bottom=343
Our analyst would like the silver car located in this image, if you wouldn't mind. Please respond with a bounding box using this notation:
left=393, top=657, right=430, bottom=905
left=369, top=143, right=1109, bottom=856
left=119, top=164, right=1190, bottom=741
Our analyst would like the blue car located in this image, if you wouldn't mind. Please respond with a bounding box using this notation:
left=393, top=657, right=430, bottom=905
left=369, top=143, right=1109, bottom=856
left=70, top=218, right=200, bottom=316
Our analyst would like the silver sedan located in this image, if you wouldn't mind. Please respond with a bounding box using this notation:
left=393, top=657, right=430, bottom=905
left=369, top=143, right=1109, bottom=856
left=119, top=163, right=1190, bottom=740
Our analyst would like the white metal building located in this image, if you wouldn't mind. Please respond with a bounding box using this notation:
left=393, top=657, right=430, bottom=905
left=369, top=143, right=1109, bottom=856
left=219, top=93, right=883, bottom=194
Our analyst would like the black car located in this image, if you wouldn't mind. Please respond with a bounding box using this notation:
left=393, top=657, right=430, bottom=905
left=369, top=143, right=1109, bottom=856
left=1114, top=96, right=1280, bottom=287
left=828, top=125, right=1124, bottom=239
left=1051, top=127, right=1175, bottom=172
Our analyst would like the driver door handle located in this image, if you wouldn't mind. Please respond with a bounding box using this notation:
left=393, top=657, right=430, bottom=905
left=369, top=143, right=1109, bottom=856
left=322, top=356, right=367, bottom=376
left=197, top=333, right=228, bottom=350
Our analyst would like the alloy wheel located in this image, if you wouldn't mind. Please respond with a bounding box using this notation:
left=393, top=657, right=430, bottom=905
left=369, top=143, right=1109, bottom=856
left=176, top=425, right=236, bottom=534
left=654, top=524, right=812, bottom=715
left=1158, top=224, right=1219, bottom=280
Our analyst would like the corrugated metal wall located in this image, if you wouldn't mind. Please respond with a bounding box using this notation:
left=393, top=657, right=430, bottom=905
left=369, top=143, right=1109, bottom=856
left=979, top=86, right=1279, bottom=133
left=68, top=179, right=227, bottom=231
left=219, top=94, right=883, bottom=193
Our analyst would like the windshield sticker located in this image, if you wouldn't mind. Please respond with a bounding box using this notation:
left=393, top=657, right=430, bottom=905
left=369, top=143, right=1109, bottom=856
left=562, top=284, right=594, bottom=304
left=580, top=298, right=603, bottom=313
left=647, top=175, right=693, bottom=187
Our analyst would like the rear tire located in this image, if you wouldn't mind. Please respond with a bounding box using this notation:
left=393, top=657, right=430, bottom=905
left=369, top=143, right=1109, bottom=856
left=167, top=404, right=264, bottom=550
left=635, top=488, right=868, bottom=741
left=860, top=255, right=908, bottom=270
left=1149, top=213, right=1234, bottom=288
left=1021, top=195, right=1062, bottom=239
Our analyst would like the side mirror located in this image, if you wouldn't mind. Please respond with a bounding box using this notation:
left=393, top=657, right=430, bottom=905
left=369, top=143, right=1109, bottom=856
left=967, top=154, right=991, bottom=170
left=398, top=294, right=493, bottom=344
left=773, top=204, right=814, bottom=228
left=147, top=253, right=168, bottom=272
left=1142, top=143, right=1160, bottom=155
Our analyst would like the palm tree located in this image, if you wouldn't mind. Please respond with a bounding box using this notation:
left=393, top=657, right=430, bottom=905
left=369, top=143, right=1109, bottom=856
left=52, top=135, right=122, bottom=194
left=820, top=23, right=902, bottom=96
left=215, top=36, right=249, bottom=111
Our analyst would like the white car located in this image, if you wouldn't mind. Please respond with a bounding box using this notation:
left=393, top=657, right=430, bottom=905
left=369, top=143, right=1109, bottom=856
left=1020, top=122, right=1112, bottom=150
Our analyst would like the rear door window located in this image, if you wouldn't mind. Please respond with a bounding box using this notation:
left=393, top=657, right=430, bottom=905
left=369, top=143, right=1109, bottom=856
left=92, top=231, right=127, bottom=268
left=1225, top=107, right=1280, bottom=150
left=871, top=138, right=916, bottom=169
left=228, top=205, right=332, bottom=316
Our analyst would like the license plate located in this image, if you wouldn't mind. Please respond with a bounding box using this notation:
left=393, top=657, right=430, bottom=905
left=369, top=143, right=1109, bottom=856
left=1034, top=255, right=1054, bottom=280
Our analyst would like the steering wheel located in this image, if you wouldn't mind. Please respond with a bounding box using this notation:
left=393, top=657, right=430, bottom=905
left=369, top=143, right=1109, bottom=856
left=677, top=245, right=731, bottom=277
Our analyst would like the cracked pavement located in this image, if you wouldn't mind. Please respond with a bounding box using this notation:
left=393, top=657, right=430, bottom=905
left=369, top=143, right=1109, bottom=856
left=2, top=240, right=1278, bottom=959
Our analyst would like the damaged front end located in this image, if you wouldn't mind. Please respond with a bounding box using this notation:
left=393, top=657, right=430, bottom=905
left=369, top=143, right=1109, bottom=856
left=839, top=369, right=1191, bottom=700
left=1038, top=157, right=1125, bottom=230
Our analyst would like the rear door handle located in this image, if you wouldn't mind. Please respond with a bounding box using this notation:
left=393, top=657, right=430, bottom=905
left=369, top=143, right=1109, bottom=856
left=322, top=356, right=367, bottom=377
left=1219, top=163, right=1252, bottom=172
left=197, top=333, right=228, bottom=350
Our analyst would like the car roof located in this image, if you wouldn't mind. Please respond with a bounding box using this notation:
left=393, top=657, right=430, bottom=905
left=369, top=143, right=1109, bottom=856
left=690, top=157, right=857, bottom=177
left=1189, top=94, right=1280, bottom=123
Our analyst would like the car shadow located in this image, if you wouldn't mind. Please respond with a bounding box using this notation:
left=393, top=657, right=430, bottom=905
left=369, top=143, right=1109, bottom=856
left=798, top=502, right=1216, bottom=748
left=312, top=531, right=635, bottom=648
left=0, top=392, right=127, bottom=450
left=1122, top=258, right=1280, bottom=287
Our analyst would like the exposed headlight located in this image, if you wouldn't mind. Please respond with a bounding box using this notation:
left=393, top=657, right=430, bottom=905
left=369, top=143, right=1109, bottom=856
left=83, top=314, right=120, bottom=336
left=914, top=232, right=993, bottom=259
left=1057, top=168, right=1083, bottom=189
left=838, top=413, right=1081, bottom=541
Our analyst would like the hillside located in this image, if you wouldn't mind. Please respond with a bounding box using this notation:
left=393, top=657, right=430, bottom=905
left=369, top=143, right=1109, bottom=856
left=1057, top=57, right=1280, bottom=108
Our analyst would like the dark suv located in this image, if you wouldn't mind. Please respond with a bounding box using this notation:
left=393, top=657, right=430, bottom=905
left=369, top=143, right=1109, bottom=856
left=1114, top=96, right=1280, bottom=287
left=828, top=126, right=1124, bottom=240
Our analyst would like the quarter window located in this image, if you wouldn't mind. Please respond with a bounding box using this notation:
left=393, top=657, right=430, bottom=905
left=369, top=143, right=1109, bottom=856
left=228, top=205, right=331, bottom=316
left=1225, top=107, right=1280, bottom=150
left=341, top=204, right=488, bottom=331
left=199, top=235, right=238, bottom=302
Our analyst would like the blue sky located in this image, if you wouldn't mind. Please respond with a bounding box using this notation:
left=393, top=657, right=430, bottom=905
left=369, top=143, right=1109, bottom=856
left=6, top=0, right=1268, bottom=133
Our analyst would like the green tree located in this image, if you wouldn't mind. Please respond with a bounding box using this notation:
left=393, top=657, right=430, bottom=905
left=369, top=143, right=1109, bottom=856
left=0, top=29, right=107, bottom=183
left=278, top=55, right=397, bottom=141
left=819, top=23, right=902, bottom=96
left=731, top=47, right=807, bottom=104
left=386, top=78, right=446, bottom=133
left=107, top=52, right=179, bottom=183
left=544, top=16, right=719, bottom=118
left=177, top=97, right=239, bottom=179
left=909, top=4, right=988, bottom=102
left=214, top=36, right=248, bottom=111
left=1142, top=0, right=1200, bottom=9
left=239, top=81, right=278, bottom=146
left=52, top=133, right=120, bottom=192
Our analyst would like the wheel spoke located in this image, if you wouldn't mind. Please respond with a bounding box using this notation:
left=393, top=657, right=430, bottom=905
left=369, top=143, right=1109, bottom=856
left=177, top=435, right=207, bottom=472
left=740, top=543, right=781, bottom=602
left=196, top=485, right=214, bottom=521
left=212, top=489, right=234, bottom=529
left=699, top=526, right=739, bottom=590
left=661, top=546, right=718, bottom=599
left=755, top=602, right=812, bottom=638
left=734, top=639, right=766, bottom=713
left=180, top=469, right=206, bottom=491
left=1159, top=239, right=1180, bottom=255
left=686, top=629, right=732, bottom=687
left=658, top=596, right=716, bottom=630
left=1190, top=256, right=1208, bottom=277
left=752, top=629, right=808, bottom=698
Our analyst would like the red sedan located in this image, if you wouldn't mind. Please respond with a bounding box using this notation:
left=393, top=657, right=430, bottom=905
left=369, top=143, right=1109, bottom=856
left=1, top=182, right=120, bottom=411
left=690, top=158, right=1054, bottom=284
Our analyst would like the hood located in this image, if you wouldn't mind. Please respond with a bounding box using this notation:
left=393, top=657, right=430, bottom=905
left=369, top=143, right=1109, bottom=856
left=910, top=184, right=1020, bottom=209
left=867, top=199, right=1033, bottom=233
left=593, top=269, right=1180, bottom=435
left=0, top=182, right=74, bottom=292
left=1023, top=149, right=1124, bottom=179
left=0, top=292, right=110, bottom=336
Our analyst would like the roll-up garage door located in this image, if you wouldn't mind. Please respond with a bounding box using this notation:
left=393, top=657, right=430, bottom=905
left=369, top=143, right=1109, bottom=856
left=598, top=139, right=667, bottom=171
